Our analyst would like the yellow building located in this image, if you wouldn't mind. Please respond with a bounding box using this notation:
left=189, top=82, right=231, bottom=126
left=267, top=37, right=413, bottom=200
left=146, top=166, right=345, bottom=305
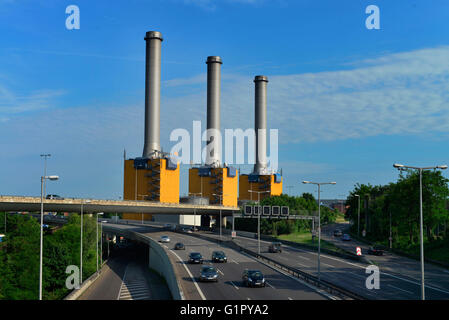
left=239, top=173, right=283, bottom=201
left=123, top=157, right=180, bottom=220
left=188, top=167, right=238, bottom=207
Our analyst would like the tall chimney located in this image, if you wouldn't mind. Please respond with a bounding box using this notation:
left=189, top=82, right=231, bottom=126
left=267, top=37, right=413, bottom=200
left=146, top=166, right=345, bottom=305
left=253, top=75, right=268, bottom=175
left=142, top=31, right=163, bottom=159
left=205, top=56, right=222, bottom=167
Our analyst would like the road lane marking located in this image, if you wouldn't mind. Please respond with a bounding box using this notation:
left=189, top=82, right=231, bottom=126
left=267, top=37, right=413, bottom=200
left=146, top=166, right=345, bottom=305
left=229, top=281, right=239, bottom=290
left=297, top=262, right=309, bottom=268
left=266, top=282, right=276, bottom=289
left=117, top=264, right=129, bottom=300
left=217, top=269, right=224, bottom=276
left=388, top=284, right=414, bottom=295
left=288, top=297, right=293, bottom=300
left=321, top=262, right=334, bottom=268
left=297, top=256, right=311, bottom=261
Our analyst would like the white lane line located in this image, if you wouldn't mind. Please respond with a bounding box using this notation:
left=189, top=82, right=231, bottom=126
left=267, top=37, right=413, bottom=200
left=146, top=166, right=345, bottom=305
left=297, top=256, right=310, bottom=261
left=247, top=297, right=251, bottom=300
left=229, top=281, right=239, bottom=290
left=297, top=262, right=309, bottom=268
left=117, top=264, right=129, bottom=300
left=217, top=269, right=224, bottom=276
left=266, top=282, right=276, bottom=289
left=167, top=248, right=206, bottom=300
left=388, top=284, right=414, bottom=295
left=288, top=297, right=293, bottom=300
left=321, top=262, right=334, bottom=268
left=231, top=258, right=239, bottom=264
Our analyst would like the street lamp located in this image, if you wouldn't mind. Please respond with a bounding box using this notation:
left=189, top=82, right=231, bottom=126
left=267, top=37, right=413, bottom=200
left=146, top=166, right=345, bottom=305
left=248, top=190, right=270, bottom=255
left=393, top=163, right=447, bottom=300
left=96, top=212, right=104, bottom=272
left=39, top=174, right=59, bottom=300
left=354, top=194, right=361, bottom=237
left=40, top=154, right=51, bottom=199
left=80, top=199, right=91, bottom=284
left=212, top=193, right=231, bottom=242
left=189, top=192, right=203, bottom=232
left=303, top=180, right=336, bottom=282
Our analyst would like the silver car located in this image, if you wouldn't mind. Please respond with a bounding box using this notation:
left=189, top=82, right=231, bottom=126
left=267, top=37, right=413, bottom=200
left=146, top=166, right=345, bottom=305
left=160, top=235, right=170, bottom=243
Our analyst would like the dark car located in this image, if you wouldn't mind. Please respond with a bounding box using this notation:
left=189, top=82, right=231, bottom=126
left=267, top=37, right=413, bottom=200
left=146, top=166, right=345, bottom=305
left=368, top=246, right=384, bottom=256
left=188, top=252, right=203, bottom=264
left=268, top=242, right=282, bottom=253
left=199, top=266, right=219, bottom=282
left=46, top=194, right=64, bottom=200
left=174, top=242, right=185, bottom=250
left=333, top=229, right=343, bottom=237
left=212, top=250, right=227, bottom=263
left=242, top=269, right=266, bottom=287
left=342, top=234, right=351, bottom=241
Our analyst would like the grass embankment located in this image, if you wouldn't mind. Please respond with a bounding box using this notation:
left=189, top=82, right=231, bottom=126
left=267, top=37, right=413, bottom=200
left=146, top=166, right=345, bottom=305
left=274, top=231, right=349, bottom=255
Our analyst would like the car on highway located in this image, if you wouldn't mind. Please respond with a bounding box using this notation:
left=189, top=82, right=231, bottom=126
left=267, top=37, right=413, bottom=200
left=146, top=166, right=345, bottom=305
left=211, top=250, right=227, bottom=262
left=368, top=245, right=384, bottom=256
left=199, top=266, right=219, bottom=282
left=174, top=242, right=185, bottom=250
left=188, top=252, right=203, bottom=264
left=342, top=234, right=351, bottom=241
left=46, top=194, right=64, bottom=200
left=182, top=228, right=193, bottom=234
left=268, top=242, right=282, bottom=253
left=242, top=269, right=266, bottom=287
left=164, top=223, right=172, bottom=229
left=333, top=229, right=343, bottom=237
left=159, top=235, right=170, bottom=243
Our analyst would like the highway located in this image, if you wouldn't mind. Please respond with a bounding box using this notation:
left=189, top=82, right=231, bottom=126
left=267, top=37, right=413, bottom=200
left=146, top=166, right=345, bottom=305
left=79, top=243, right=171, bottom=300
left=199, top=230, right=449, bottom=300
left=103, top=223, right=331, bottom=300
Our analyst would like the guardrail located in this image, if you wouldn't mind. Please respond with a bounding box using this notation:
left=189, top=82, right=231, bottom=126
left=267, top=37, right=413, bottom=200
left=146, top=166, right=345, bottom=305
left=176, top=230, right=367, bottom=300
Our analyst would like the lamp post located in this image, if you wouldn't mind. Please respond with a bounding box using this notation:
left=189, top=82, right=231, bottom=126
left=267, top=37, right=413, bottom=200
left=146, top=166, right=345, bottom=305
left=303, top=180, right=336, bottom=282
left=39, top=174, right=59, bottom=300
left=80, top=199, right=91, bottom=284
left=393, top=163, right=447, bottom=300
left=40, top=154, right=51, bottom=198
left=248, top=190, right=270, bottom=255
left=355, top=194, right=361, bottom=237
left=212, top=193, right=231, bottom=242
left=96, top=212, right=104, bottom=272
left=137, top=194, right=147, bottom=224
left=189, top=192, right=202, bottom=232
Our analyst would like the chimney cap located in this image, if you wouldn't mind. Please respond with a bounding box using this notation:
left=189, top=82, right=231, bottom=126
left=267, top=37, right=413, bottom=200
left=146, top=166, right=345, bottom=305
left=145, top=31, right=163, bottom=41
left=206, top=56, right=223, bottom=64
left=254, top=75, right=268, bottom=82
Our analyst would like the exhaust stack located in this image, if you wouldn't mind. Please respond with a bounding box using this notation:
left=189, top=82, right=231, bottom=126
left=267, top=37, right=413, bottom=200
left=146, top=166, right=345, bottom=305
left=205, top=56, right=222, bottom=167
left=142, top=31, right=163, bottom=159
left=253, top=75, right=268, bottom=175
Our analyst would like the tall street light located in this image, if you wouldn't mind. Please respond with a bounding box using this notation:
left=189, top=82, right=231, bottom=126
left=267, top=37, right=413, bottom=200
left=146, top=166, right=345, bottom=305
left=303, top=180, right=336, bottom=282
left=189, top=192, right=203, bottom=232
left=393, top=163, right=447, bottom=300
left=248, top=190, right=270, bottom=255
left=212, top=193, right=231, bottom=242
left=354, top=194, right=361, bottom=237
left=96, top=212, right=104, bottom=272
left=39, top=174, right=59, bottom=300
left=40, top=154, right=51, bottom=198
left=80, top=199, right=91, bottom=284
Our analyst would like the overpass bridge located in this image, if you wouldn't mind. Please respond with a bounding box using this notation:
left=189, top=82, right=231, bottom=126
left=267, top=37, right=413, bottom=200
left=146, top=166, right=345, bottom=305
left=0, top=196, right=239, bottom=215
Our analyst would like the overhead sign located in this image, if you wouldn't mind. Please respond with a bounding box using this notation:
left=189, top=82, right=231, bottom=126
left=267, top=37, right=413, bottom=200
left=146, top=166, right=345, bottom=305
left=253, top=206, right=261, bottom=216
left=281, top=206, right=289, bottom=216
left=263, top=206, right=271, bottom=216
left=244, top=205, right=253, bottom=216
left=271, top=206, right=280, bottom=216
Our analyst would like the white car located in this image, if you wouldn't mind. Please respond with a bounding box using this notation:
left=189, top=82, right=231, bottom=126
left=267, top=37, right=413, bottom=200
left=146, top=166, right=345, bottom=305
left=160, top=235, right=170, bottom=243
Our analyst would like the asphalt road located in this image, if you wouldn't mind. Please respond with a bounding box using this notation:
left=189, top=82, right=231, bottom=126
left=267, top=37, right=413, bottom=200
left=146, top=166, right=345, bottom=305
left=78, top=244, right=171, bottom=300
left=321, top=222, right=449, bottom=298
left=103, top=223, right=330, bottom=300
left=199, top=229, right=449, bottom=300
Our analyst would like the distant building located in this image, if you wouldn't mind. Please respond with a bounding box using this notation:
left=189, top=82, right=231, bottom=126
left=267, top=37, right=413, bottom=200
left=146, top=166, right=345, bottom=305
left=320, top=199, right=348, bottom=214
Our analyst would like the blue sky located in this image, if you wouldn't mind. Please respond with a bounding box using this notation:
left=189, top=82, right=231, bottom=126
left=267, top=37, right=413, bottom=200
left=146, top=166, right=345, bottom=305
left=1, top=0, right=449, bottom=200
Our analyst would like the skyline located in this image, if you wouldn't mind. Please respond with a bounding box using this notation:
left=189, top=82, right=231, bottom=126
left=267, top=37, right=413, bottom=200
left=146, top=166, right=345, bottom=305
left=1, top=0, right=449, bottom=199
